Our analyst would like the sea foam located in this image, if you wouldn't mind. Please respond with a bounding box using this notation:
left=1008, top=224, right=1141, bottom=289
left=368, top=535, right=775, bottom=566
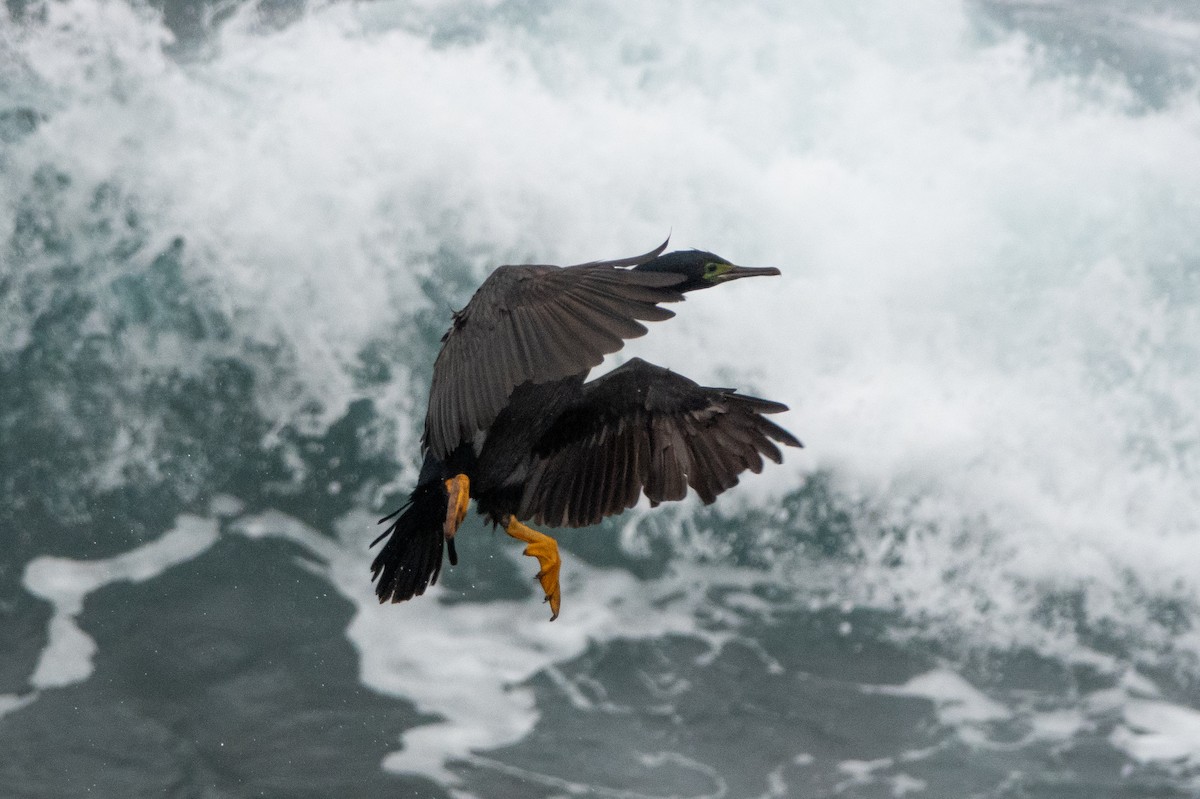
left=4, top=0, right=1199, bottom=770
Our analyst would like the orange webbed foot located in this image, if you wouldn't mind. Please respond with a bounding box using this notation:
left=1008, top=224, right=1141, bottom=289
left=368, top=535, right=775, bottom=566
left=443, top=474, right=470, bottom=538
left=504, top=517, right=562, bottom=621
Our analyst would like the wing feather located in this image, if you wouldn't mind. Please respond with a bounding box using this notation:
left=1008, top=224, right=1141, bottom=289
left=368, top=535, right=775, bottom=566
left=565, top=237, right=670, bottom=268
left=520, top=358, right=802, bottom=527
left=423, top=249, right=687, bottom=458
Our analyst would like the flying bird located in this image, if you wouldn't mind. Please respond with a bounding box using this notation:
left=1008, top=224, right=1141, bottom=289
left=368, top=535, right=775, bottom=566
left=371, top=239, right=801, bottom=619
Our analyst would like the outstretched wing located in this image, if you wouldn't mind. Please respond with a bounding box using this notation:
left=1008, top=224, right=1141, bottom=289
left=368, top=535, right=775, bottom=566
left=518, top=358, right=802, bottom=528
left=423, top=240, right=686, bottom=459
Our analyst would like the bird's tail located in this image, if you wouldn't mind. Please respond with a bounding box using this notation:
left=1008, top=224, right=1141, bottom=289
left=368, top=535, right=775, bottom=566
left=370, top=476, right=456, bottom=604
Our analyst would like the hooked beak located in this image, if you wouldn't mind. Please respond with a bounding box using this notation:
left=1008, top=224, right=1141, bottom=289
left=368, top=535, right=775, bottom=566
left=721, top=265, right=782, bottom=281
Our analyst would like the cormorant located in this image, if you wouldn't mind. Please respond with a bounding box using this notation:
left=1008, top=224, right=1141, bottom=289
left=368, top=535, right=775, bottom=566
left=371, top=239, right=801, bottom=619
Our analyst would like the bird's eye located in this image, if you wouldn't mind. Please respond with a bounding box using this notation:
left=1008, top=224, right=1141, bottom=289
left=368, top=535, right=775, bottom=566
left=703, top=261, right=729, bottom=281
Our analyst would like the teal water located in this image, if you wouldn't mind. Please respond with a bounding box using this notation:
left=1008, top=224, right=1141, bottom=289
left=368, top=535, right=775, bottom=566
left=2, top=1, right=1199, bottom=796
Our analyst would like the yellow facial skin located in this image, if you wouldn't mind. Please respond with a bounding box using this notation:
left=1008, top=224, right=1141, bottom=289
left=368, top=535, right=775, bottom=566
left=703, top=261, right=734, bottom=282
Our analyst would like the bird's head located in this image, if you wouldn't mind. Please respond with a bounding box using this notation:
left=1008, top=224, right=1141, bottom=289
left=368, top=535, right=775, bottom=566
left=634, top=249, right=781, bottom=292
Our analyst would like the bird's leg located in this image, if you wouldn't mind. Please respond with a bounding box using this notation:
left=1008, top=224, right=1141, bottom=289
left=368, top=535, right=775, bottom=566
left=443, top=474, right=471, bottom=538
left=503, top=516, right=561, bottom=621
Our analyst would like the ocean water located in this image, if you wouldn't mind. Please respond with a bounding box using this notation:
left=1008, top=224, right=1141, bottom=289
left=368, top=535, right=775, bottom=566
left=2, top=1, right=1199, bottom=796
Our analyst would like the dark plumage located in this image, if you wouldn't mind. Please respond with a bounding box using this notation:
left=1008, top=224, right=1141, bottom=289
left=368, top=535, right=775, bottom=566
left=422, top=240, right=685, bottom=460
left=518, top=359, right=799, bottom=527
left=371, top=240, right=801, bottom=619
